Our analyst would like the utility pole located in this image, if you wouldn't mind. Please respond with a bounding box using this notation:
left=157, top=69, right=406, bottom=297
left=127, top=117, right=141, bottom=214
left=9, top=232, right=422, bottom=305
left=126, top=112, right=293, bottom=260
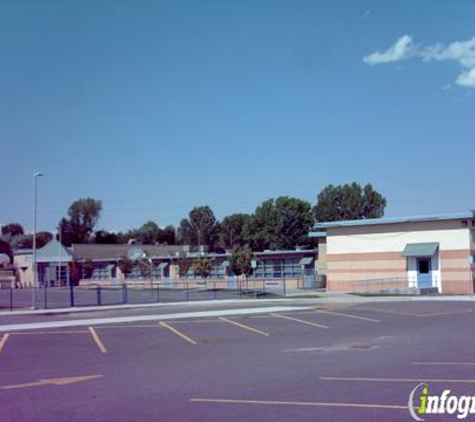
left=31, top=171, right=44, bottom=309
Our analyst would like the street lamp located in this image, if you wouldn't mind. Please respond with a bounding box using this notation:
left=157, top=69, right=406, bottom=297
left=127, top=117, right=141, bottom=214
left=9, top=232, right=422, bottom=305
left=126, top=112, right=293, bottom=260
left=31, top=171, right=44, bottom=309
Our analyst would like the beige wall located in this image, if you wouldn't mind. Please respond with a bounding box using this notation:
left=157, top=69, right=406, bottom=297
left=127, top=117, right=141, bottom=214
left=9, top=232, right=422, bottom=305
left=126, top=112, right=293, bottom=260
left=326, top=219, right=474, bottom=294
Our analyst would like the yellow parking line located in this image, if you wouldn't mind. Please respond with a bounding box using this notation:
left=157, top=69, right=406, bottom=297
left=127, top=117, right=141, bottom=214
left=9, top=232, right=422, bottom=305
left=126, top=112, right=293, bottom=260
left=159, top=322, right=198, bottom=345
left=190, top=397, right=407, bottom=410
left=320, top=376, right=475, bottom=384
left=272, top=313, right=330, bottom=329
left=357, top=308, right=420, bottom=317
left=413, top=362, right=475, bottom=367
left=0, top=333, right=10, bottom=354
left=419, top=309, right=473, bottom=318
left=88, top=327, right=107, bottom=354
left=315, top=310, right=380, bottom=323
left=12, top=331, right=89, bottom=335
left=219, top=317, right=270, bottom=337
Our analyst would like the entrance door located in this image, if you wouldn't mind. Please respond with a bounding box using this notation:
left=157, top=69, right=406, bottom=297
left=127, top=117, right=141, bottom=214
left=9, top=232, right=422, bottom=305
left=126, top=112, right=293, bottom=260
left=417, top=258, right=432, bottom=288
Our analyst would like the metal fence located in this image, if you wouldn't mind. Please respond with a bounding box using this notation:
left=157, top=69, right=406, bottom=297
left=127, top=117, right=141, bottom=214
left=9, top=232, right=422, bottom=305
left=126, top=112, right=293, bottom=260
left=350, top=277, right=438, bottom=293
left=0, top=279, right=293, bottom=311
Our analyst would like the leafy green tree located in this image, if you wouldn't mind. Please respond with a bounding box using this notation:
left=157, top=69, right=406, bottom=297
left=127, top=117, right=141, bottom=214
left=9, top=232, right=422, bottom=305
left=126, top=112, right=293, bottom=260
left=178, top=206, right=219, bottom=250
left=60, top=198, right=103, bottom=245
left=244, top=197, right=313, bottom=251
left=192, top=255, right=213, bottom=280
left=81, top=259, right=94, bottom=279
left=36, top=231, right=53, bottom=248
left=125, top=221, right=161, bottom=244
left=273, top=197, right=313, bottom=249
left=117, top=256, right=134, bottom=278
left=94, top=230, right=120, bottom=244
left=1, top=223, right=24, bottom=237
left=229, top=245, right=255, bottom=277
left=244, top=199, right=277, bottom=251
left=138, top=259, right=152, bottom=279
left=219, top=214, right=250, bottom=250
left=158, top=225, right=176, bottom=245
left=313, top=183, right=386, bottom=222
left=177, top=251, right=192, bottom=278
left=0, top=240, right=12, bottom=260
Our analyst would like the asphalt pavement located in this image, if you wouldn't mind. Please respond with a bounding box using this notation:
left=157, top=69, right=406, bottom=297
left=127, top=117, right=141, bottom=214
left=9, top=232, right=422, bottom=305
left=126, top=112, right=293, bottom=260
left=0, top=300, right=474, bottom=421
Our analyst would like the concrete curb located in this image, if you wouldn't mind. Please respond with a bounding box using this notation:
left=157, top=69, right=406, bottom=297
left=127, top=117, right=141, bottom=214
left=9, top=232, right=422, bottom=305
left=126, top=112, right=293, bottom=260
left=0, top=298, right=322, bottom=317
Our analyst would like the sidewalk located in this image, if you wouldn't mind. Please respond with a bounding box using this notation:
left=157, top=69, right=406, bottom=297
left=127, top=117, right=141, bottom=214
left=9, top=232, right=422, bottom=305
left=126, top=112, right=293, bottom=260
left=1, top=293, right=475, bottom=317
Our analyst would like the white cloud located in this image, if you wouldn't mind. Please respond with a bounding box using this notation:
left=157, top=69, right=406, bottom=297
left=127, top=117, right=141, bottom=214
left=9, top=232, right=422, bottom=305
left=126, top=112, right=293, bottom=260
left=364, top=35, right=475, bottom=88
left=363, top=35, right=414, bottom=65
left=456, top=68, right=475, bottom=87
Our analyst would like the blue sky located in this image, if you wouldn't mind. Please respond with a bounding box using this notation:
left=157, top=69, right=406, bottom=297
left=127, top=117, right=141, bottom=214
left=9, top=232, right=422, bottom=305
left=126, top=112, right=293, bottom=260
left=1, top=0, right=474, bottom=232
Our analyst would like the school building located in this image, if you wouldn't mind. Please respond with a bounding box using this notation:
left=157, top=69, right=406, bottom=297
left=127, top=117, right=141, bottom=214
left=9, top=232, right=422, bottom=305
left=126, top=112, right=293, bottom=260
left=12, top=241, right=319, bottom=290
left=312, top=211, right=475, bottom=294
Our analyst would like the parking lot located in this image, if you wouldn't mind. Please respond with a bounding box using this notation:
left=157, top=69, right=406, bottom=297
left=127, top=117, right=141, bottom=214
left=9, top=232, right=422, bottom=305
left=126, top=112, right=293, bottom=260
left=1, top=300, right=474, bottom=421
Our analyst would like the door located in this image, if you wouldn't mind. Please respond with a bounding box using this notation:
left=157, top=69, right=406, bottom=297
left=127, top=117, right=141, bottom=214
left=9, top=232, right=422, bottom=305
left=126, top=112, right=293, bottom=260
left=416, top=258, right=432, bottom=288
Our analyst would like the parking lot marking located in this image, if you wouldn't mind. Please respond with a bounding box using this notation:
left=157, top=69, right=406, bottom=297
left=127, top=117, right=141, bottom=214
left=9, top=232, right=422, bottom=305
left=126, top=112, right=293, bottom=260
left=88, top=327, right=107, bottom=353
left=159, top=322, right=197, bottom=345
left=272, top=313, right=330, bottom=329
left=0, top=333, right=10, bottom=353
left=2, top=375, right=104, bottom=390
left=190, top=397, right=407, bottom=411
left=12, top=331, right=89, bottom=335
left=320, top=376, right=475, bottom=384
left=413, top=362, right=475, bottom=367
left=357, top=308, right=420, bottom=317
left=315, top=310, right=380, bottom=323
left=219, top=317, right=270, bottom=337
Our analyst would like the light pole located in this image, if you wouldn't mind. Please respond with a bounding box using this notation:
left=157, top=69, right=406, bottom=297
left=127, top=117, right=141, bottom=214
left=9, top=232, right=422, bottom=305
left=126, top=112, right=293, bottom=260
left=31, top=171, right=44, bottom=309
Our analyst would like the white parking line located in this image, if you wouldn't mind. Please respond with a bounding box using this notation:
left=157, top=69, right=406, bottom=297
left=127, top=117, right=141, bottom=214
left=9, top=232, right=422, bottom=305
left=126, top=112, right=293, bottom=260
left=0, top=306, right=312, bottom=332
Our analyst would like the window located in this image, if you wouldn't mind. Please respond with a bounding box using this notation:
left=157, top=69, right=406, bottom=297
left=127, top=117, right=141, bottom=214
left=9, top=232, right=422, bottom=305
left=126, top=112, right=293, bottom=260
left=417, top=259, right=430, bottom=274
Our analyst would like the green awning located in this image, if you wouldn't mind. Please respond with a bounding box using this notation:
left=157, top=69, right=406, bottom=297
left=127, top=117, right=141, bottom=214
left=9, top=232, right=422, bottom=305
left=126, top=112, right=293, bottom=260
left=220, top=260, right=229, bottom=268
left=299, top=257, right=314, bottom=266
left=402, top=243, right=439, bottom=257
left=157, top=262, right=168, bottom=269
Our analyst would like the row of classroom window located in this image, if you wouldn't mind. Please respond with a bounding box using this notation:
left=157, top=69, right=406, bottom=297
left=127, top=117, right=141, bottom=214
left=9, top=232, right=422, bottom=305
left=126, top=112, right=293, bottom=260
left=86, top=258, right=312, bottom=280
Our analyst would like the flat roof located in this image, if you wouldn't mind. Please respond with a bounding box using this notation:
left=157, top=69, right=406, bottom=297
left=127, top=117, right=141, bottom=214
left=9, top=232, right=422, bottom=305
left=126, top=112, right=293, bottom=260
left=312, top=211, right=474, bottom=230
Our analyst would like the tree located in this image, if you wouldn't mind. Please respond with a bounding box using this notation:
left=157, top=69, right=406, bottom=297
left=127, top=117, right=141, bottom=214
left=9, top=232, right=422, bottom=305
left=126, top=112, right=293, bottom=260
left=138, top=259, right=152, bottom=279
left=192, top=255, right=213, bottom=280
left=177, top=251, right=191, bottom=278
left=125, top=221, right=161, bottom=244
left=229, top=245, right=255, bottom=278
left=36, top=231, right=53, bottom=248
left=219, top=214, right=250, bottom=250
left=244, top=197, right=313, bottom=251
left=178, top=206, right=219, bottom=250
left=273, top=197, right=313, bottom=249
left=244, top=199, right=277, bottom=251
left=313, top=183, right=386, bottom=222
left=117, top=256, right=134, bottom=279
left=81, top=260, right=94, bottom=279
left=1, top=223, right=24, bottom=237
left=59, top=198, right=102, bottom=245
left=94, top=230, right=120, bottom=244
left=0, top=240, right=12, bottom=260
left=157, top=225, right=176, bottom=245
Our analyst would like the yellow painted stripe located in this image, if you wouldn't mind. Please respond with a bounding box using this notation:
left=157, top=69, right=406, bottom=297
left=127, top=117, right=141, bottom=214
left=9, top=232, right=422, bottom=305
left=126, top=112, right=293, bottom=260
left=190, top=398, right=407, bottom=410
left=88, top=327, right=107, bottom=353
left=272, top=313, right=330, bottom=329
left=12, top=331, right=89, bottom=335
left=0, top=333, right=10, bottom=354
left=413, top=362, right=475, bottom=367
left=159, top=322, right=197, bottom=345
left=315, top=310, right=380, bottom=323
left=321, top=376, right=475, bottom=384
left=219, top=317, right=270, bottom=337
